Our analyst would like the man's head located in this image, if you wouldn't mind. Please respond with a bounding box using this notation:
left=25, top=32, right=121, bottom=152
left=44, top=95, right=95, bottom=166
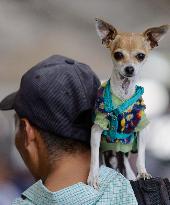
left=14, top=114, right=92, bottom=180
left=0, top=55, right=100, bottom=180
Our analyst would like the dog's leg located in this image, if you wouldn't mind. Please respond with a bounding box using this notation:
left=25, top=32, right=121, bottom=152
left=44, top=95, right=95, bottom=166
left=136, top=130, right=151, bottom=179
left=124, top=155, right=136, bottom=180
left=101, top=153, right=106, bottom=165
left=87, top=124, right=103, bottom=189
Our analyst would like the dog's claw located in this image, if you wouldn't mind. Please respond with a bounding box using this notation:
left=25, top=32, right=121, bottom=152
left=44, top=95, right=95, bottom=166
left=87, top=171, right=99, bottom=190
left=137, top=172, right=152, bottom=180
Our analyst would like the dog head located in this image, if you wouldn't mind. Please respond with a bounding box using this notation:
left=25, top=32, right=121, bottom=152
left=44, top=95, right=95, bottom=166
left=95, top=18, right=169, bottom=79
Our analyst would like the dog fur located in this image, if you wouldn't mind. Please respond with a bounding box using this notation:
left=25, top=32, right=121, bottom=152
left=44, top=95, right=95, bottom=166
left=88, top=18, right=169, bottom=189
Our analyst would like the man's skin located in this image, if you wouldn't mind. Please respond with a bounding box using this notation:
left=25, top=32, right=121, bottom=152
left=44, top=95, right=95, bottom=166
left=15, top=118, right=91, bottom=192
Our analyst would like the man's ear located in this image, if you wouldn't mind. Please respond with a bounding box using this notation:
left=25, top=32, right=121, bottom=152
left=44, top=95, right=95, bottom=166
left=20, top=118, right=36, bottom=147
left=143, top=25, right=169, bottom=49
left=95, top=18, right=118, bottom=47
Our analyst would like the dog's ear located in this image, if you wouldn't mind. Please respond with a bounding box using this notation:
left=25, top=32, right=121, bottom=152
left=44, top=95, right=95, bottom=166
left=95, top=18, right=117, bottom=47
left=143, top=25, right=169, bottom=49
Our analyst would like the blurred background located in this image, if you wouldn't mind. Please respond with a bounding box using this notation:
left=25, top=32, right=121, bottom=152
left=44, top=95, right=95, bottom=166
left=0, top=0, right=170, bottom=204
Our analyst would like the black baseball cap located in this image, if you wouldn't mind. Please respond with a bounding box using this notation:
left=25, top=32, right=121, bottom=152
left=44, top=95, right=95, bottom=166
left=0, top=55, right=100, bottom=143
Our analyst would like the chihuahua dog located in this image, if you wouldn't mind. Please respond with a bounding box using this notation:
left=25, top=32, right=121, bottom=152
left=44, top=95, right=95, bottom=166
left=87, top=18, right=169, bottom=189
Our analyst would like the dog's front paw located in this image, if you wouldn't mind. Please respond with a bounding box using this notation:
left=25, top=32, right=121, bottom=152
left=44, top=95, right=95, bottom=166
left=87, top=169, right=99, bottom=190
left=137, top=172, right=152, bottom=180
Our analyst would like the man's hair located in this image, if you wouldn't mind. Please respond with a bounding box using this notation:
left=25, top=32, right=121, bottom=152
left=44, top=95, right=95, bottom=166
left=15, top=114, right=90, bottom=161
left=38, top=129, right=90, bottom=161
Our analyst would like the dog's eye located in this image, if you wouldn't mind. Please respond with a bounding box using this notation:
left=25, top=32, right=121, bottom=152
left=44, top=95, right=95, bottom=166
left=114, top=52, right=124, bottom=60
left=136, top=53, right=145, bottom=61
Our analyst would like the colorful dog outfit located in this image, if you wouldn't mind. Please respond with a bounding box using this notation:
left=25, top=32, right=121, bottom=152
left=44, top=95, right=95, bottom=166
left=94, top=80, right=149, bottom=153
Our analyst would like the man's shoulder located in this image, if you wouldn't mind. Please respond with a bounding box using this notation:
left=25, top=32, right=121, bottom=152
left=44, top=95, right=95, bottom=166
left=99, top=166, right=138, bottom=204
left=100, top=165, right=132, bottom=187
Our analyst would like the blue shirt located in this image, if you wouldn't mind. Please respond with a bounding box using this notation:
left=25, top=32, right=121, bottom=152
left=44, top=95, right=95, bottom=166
left=12, top=166, right=138, bottom=205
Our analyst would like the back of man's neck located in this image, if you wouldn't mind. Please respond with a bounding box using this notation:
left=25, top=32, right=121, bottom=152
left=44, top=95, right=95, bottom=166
left=44, top=152, right=91, bottom=192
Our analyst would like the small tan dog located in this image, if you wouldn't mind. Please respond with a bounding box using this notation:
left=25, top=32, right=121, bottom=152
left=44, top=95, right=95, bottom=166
left=87, top=18, right=169, bottom=189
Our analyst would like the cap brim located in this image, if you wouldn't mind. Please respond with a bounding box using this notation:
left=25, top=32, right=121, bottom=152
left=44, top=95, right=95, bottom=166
left=0, top=92, right=18, bottom=110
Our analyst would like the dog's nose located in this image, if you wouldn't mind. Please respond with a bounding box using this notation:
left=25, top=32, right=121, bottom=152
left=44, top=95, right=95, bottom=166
left=125, top=66, right=134, bottom=75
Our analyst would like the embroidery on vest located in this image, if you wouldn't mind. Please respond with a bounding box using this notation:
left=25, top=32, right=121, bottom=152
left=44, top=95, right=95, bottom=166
left=94, top=80, right=146, bottom=144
